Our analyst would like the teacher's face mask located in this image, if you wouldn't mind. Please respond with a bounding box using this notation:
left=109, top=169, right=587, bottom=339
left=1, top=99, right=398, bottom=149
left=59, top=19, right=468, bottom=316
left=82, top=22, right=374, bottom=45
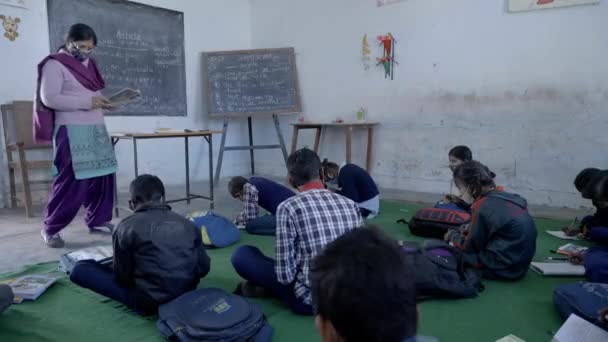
left=68, top=41, right=94, bottom=61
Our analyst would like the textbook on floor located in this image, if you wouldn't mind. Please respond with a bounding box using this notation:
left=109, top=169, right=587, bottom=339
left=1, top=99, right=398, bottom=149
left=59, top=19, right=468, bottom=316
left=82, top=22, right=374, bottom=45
left=3, top=275, right=56, bottom=302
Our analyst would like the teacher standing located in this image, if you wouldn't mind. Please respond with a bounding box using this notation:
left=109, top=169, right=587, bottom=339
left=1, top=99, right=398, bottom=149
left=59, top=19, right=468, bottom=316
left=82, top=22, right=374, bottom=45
left=34, top=23, right=116, bottom=248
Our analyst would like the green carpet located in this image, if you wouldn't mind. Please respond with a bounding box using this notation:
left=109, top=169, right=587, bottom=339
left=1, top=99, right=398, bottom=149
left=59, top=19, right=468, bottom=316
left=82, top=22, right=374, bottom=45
left=0, top=201, right=587, bottom=342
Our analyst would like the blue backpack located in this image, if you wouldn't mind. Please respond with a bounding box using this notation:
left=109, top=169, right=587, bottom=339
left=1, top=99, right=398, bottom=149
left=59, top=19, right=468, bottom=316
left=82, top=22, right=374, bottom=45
left=187, top=211, right=240, bottom=248
left=553, top=282, right=608, bottom=330
left=157, top=288, right=273, bottom=342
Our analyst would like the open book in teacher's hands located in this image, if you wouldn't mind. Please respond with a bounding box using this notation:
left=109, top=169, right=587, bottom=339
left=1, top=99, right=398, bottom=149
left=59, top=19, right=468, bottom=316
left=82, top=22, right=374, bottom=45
left=108, top=88, right=141, bottom=105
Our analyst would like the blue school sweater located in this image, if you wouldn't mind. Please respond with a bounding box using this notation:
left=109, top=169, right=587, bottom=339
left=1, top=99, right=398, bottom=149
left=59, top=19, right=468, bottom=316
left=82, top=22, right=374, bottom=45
left=338, top=164, right=379, bottom=203
left=248, top=177, right=296, bottom=215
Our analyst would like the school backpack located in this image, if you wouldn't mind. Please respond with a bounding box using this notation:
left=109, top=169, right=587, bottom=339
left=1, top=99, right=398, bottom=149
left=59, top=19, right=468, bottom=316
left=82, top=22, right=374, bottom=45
left=553, top=282, right=608, bottom=330
left=187, top=211, right=240, bottom=248
left=157, top=288, right=274, bottom=342
left=401, top=205, right=471, bottom=239
left=400, top=240, right=483, bottom=300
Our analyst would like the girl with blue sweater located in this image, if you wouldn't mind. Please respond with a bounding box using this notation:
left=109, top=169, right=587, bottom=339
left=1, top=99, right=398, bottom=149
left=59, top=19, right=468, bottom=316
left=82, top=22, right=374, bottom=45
left=322, top=160, right=380, bottom=218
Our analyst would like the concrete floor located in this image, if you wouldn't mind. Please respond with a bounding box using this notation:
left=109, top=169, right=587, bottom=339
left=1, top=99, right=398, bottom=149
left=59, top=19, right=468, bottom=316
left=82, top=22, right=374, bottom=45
left=0, top=177, right=591, bottom=274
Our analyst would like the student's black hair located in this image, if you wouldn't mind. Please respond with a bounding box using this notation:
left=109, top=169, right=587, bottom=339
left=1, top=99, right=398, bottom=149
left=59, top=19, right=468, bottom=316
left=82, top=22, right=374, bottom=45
left=448, top=145, right=473, bottom=162
left=65, top=23, right=97, bottom=46
left=321, top=158, right=339, bottom=180
left=129, top=174, right=165, bottom=204
left=574, top=168, right=602, bottom=199
left=228, top=176, right=248, bottom=197
left=597, top=171, right=608, bottom=202
left=287, top=148, right=321, bottom=187
left=453, top=160, right=496, bottom=199
left=311, top=226, right=417, bottom=342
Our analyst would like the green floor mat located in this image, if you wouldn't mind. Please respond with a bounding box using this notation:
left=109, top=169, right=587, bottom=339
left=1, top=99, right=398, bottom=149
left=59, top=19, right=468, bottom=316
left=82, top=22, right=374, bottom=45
left=0, top=201, right=586, bottom=341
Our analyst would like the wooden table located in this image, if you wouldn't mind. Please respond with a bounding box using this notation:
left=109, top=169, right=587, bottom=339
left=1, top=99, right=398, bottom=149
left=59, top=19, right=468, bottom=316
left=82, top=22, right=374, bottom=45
left=290, top=122, right=379, bottom=171
left=111, top=130, right=223, bottom=217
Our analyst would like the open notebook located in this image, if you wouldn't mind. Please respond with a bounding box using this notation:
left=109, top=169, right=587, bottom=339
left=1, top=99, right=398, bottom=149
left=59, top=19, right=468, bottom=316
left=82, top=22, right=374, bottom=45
left=530, top=262, right=585, bottom=276
left=59, top=245, right=113, bottom=274
left=552, top=314, right=608, bottom=342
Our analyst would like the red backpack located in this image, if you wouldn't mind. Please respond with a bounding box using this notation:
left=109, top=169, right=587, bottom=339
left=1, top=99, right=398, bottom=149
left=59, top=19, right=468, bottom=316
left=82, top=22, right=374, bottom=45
left=399, top=206, right=471, bottom=239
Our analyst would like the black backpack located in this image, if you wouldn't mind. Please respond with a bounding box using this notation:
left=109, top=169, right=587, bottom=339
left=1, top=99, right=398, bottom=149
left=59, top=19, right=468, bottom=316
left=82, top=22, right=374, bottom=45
left=157, top=288, right=273, bottom=342
left=400, top=240, right=483, bottom=300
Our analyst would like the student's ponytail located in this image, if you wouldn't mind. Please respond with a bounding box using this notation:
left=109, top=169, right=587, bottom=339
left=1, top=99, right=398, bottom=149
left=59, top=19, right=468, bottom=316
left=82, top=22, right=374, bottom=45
left=453, top=161, right=496, bottom=199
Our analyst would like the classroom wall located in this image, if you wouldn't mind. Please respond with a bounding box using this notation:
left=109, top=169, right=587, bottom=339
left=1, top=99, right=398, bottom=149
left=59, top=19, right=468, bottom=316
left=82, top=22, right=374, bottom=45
left=249, top=0, right=608, bottom=208
left=0, top=0, right=252, bottom=208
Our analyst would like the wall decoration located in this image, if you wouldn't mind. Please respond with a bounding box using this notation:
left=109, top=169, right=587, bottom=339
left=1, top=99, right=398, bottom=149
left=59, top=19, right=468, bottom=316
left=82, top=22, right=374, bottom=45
left=377, top=0, right=408, bottom=7
left=376, top=33, right=397, bottom=80
left=0, top=0, right=28, bottom=10
left=508, top=0, right=599, bottom=12
left=0, top=14, right=20, bottom=41
left=362, top=34, right=371, bottom=71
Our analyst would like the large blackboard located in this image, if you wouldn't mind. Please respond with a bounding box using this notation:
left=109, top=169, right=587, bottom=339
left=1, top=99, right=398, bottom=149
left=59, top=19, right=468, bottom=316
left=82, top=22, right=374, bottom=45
left=203, top=48, right=301, bottom=116
left=47, top=0, right=187, bottom=116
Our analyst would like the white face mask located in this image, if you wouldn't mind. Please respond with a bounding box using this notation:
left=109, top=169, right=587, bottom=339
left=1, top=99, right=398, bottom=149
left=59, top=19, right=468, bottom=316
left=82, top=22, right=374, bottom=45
left=455, top=185, right=475, bottom=204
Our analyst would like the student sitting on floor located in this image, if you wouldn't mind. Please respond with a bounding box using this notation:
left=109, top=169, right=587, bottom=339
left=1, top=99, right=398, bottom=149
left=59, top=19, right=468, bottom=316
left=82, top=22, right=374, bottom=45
left=70, top=175, right=211, bottom=316
left=568, top=169, right=608, bottom=283
left=311, top=226, right=436, bottom=342
left=321, top=160, right=380, bottom=218
left=444, top=161, right=537, bottom=280
left=231, top=148, right=363, bottom=315
left=228, top=176, right=295, bottom=235
left=566, top=168, right=608, bottom=242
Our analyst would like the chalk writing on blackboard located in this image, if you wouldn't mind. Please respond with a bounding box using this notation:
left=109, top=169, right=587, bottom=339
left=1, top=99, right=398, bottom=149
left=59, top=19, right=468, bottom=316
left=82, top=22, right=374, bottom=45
left=47, top=0, right=187, bottom=117
left=203, top=48, right=301, bottom=116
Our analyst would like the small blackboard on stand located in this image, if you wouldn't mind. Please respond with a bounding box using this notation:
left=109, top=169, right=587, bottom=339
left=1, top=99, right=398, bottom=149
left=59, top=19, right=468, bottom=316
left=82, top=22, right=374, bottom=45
left=202, top=48, right=302, bottom=182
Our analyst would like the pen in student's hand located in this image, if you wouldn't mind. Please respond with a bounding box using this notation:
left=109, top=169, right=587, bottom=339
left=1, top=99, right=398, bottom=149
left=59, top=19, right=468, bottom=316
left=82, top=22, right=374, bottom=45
left=545, top=257, right=568, bottom=261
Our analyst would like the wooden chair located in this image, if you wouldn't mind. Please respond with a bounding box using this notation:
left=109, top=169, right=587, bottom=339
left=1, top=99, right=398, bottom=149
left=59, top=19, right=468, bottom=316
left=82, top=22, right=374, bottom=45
left=1, top=101, right=53, bottom=217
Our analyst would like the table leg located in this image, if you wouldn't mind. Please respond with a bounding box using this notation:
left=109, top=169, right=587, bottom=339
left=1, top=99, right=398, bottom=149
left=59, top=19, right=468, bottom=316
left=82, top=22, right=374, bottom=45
left=290, top=126, right=299, bottom=154
left=214, top=117, right=229, bottom=185
left=345, top=126, right=353, bottom=164
left=208, top=135, right=214, bottom=210
left=313, top=127, right=321, bottom=153
left=273, top=114, right=289, bottom=165
left=112, top=140, right=119, bottom=218
left=113, top=174, right=119, bottom=218
left=133, top=138, right=139, bottom=177
left=248, top=116, right=255, bottom=174
left=185, top=136, right=190, bottom=204
left=366, top=127, right=373, bottom=172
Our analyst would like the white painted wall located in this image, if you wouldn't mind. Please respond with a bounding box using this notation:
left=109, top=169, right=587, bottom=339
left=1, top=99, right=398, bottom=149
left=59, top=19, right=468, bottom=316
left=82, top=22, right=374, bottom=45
left=0, top=0, right=252, bottom=207
left=249, top=0, right=608, bottom=208
left=3, top=0, right=606, bottom=209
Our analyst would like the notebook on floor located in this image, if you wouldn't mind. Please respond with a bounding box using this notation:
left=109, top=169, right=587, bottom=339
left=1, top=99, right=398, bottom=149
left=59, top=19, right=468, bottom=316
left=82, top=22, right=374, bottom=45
left=530, top=262, right=585, bottom=276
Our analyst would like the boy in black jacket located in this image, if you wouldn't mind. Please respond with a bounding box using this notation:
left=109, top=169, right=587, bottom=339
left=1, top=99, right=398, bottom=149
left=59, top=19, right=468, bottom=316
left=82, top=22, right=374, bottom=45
left=70, top=175, right=210, bottom=315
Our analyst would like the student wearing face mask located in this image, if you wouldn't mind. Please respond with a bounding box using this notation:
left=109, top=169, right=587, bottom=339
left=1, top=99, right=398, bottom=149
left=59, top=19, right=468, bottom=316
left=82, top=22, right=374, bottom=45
left=321, top=159, right=380, bottom=219
left=444, top=161, right=537, bottom=280
left=35, top=23, right=116, bottom=248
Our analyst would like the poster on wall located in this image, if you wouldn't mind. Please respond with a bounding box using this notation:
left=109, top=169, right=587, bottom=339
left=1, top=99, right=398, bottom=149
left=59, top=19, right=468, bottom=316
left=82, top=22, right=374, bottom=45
left=508, top=0, right=599, bottom=12
left=377, top=0, right=408, bottom=7
left=0, top=0, right=28, bottom=9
